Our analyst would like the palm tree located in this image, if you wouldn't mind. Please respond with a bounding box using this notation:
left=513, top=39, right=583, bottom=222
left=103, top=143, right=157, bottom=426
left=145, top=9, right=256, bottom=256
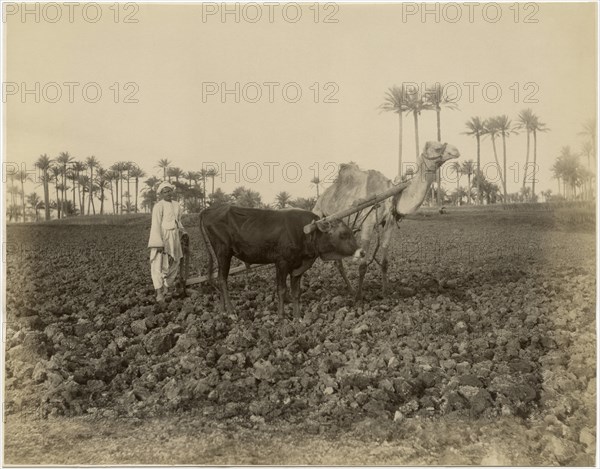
left=275, top=191, right=292, bottom=209
left=232, top=187, right=262, bottom=208
left=310, top=176, right=322, bottom=198
left=18, top=169, right=30, bottom=222
left=482, top=118, right=505, bottom=200
left=199, top=169, right=209, bottom=207
left=79, top=175, right=90, bottom=213
left=157, top=158, right=172, bottom=180
left=86, top=156, right=99, bottom=215
left=380, top=85, right=409, bottom=176
left=516, top=109, right=536, bottom=196
left=143, top=176, right=161, bottom=211
left=168, top=166, right=184, bottom=183
left=107, top=168, right=119, bottom=214
left=206, top=167, right=219, bottom=196
left=581, top=140, right=593, bottom=170
left=463, top=117, right=486, bottom=205
left=124, top=162, right=134, bottom=213
left=461, top=160, right=475, bottom=205
left=184, top=171, right=195, bottom=189
left=56, top=152, right=73, bottom=216
left=578, top=118, right=596, bottom=163
left=449, top=162, right=462, bottom=202
left=72, top=161, right=86, bottom=214
left=96, top=167, right=108, bottom=214
left=35, top=154, right=52, bottom=220
left=425, top=83, right=458, bottom=205
left=50, top=165, right=62, bottom=218
left=129, top=166, right=146, bottom=213
left=552, top=147, right=581, bottom=199
left=66, top=166, right=78, bottom=213
left=530, top=114, right=548, bottom=200
left=110, top=162, right=128, bottom=214
left=27, top=192, right=42, bottom=222
left=404, top=88, right=432, bottom=161
left=494, top=115, right=517, bottom=203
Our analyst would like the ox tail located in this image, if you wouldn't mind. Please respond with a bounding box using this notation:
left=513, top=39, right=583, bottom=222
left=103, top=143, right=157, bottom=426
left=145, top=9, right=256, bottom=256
left=199, top=209, right=218, bottom=287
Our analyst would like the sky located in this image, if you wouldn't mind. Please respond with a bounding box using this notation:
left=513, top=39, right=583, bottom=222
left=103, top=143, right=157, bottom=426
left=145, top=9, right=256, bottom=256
left=3, top=2, right=598, bottom=208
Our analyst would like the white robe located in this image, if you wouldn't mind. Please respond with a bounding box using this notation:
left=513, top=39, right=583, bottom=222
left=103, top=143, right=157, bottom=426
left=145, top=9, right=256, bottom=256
left=148, top=200, right=185, bottom=289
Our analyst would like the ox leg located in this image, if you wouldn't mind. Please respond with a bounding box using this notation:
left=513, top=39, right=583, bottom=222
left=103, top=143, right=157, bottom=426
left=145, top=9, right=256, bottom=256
left=218, top=253, right=235, bottom=315
left=336, top=260, right=352, bottom=290
left=275, top=263, right=289, bottom=317
left=290, top=274, right=302, bottom=318
left=379, top=220, right=395, bottom=295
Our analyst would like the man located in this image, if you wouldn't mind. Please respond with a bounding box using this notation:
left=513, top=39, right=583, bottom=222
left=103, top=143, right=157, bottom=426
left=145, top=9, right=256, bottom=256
left=148, top=181, right=186, bottom=302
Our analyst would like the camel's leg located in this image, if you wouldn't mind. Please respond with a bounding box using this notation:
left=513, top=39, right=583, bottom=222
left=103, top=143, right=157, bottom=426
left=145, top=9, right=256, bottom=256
left=378, top=219, right=396, bottom=295
left=355, top=236, right=375, bottom=307
left=336, top=260, right=352, bottom=290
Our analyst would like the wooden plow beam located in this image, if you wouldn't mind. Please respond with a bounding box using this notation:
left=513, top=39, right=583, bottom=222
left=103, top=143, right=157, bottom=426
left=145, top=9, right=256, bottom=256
left=186, top=263, right=270, bottom=286
left=303, top=181, right=409, bottom=234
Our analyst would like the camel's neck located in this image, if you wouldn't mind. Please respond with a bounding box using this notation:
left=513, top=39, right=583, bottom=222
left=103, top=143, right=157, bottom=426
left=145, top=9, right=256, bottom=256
left=394, top=161, right=437, bottom=215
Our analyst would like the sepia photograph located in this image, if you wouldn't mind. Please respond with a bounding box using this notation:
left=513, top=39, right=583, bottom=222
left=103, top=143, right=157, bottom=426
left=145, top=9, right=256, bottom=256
left=1, top=1, right=597, bottom=465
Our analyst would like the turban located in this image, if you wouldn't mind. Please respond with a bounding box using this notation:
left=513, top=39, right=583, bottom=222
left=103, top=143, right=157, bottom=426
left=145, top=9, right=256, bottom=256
left=157, top=181, right=175, bottom=193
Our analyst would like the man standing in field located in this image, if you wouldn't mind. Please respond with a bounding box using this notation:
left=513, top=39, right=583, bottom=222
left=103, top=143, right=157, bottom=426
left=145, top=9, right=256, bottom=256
left=148, top=181, right=186, bottom=302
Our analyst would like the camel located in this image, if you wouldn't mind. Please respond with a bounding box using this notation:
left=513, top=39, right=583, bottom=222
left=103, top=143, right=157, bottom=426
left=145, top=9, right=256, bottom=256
left=313, top=141, right=460, bottom=302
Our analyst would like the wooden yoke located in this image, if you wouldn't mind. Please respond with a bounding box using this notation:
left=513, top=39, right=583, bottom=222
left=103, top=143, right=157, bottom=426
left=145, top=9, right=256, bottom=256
left=304, top=181, right=409, bottom=234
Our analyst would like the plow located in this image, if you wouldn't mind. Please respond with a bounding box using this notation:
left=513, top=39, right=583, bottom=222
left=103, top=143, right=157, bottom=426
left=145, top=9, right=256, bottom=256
left=185, top=180, right=409, bottom=286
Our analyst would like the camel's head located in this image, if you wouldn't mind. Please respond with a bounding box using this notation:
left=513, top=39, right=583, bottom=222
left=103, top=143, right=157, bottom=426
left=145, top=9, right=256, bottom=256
left=421, top=141, right=460, bottom=171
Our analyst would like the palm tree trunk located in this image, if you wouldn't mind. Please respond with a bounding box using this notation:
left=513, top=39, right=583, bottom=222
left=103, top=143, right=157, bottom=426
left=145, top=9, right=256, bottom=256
left=119, top=172, right=124, bottom=214
left=456, top=173, right=460, bottom=206
left=43, top=174, right=50, bottom=221
left=55, top=183, right=61, bottom=219
left=211, top=176, right=215, bottom=196
left=135, top=178, right=139, bottom=213
left=127, top=171, right=131, bottom=213
left=532, top=130, right=538, bottom=200
left=502, top=134, right=507, bottom=203
left=100, top=185, right=105, bottom=215
left=398, top=112, right=403, bottom=177
left=522, top=130, right=531, bottom=195
left=476, top=134, right=482, bottom=205
left=62, top=168, right=66, bottom=216
left=436, top=107, right=442, bottom=206
left=20, top=180, right=26, bottom=222
left=490, top=135, right=505, bottom=193
left=467, top=174, right=472, bottom=204
left=413, top=111, right=420, bottom=160
left=88, top=167, right=93, bottom=214
left=114, top=179, right=119, bottom=214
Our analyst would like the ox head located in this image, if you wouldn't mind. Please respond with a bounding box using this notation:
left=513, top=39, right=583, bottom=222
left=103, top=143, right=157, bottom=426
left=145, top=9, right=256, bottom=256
left=305, top=218, right=364, bottom=261
left=421, top=141, right=460, bottom=171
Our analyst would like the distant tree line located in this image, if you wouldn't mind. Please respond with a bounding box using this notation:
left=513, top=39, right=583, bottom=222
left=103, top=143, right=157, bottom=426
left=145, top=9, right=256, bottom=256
left=5, top=155, right=319, bottom=222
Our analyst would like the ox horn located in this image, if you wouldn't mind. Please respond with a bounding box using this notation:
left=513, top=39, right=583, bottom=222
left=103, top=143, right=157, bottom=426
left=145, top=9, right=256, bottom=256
left=316, top=219, right=332, bottom=232
left=303, top=221, right=317, bottom=234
